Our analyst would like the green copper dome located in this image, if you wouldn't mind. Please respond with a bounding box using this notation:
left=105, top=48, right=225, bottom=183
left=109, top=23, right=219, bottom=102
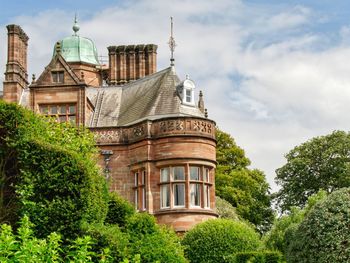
left=53, top=17, right=100, bottom=65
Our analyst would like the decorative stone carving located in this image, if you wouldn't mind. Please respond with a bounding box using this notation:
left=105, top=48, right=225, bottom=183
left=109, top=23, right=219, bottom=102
left=159, top=120, right=184, bottom=132
left=94, top=129, right=121, bottom=143
left=133, top=125, right=144, bottom=137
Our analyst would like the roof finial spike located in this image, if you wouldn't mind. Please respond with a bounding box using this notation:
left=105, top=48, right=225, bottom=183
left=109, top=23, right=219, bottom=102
left=168, top=16, right=176, bottom=67
left=73, top=13, right=80, bottom=36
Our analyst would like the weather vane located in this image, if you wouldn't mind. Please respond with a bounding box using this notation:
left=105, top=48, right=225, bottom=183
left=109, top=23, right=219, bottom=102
left=168, top=16, right=176, bottom=66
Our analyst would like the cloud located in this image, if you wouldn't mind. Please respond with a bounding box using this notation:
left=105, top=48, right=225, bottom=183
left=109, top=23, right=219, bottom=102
left=1, top=0, right=350, bottom=192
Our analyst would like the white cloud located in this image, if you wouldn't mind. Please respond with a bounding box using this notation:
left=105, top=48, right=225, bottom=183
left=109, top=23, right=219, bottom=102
left=1, top=0, right=350, bottom=192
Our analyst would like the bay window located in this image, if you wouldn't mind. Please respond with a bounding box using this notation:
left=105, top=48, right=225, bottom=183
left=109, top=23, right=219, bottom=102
left=160, top=165, right=212, bottom=210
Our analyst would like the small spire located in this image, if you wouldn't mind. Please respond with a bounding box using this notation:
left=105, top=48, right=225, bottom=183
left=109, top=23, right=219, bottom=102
left=204, top=108, right=208, bottom=118
left=55, top=42, right=61, bottom=53
left=198, top=90, right=205, bottom=113
left=168, top=16, right=176, bottom=67
left=72, top=13, right=80, bottom=36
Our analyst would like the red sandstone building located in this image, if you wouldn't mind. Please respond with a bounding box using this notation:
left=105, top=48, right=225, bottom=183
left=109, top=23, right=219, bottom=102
left=1, top=20, right=217, bottom=232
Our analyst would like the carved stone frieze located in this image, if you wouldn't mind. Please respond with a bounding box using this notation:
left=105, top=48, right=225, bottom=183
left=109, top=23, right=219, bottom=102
left=94, top=129, right=121, bottom=143
left=93, top=117, right=215, bottom=144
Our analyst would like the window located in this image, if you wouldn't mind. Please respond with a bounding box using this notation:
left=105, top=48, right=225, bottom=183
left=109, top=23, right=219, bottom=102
left=39, top=103, right=77, bottom=124
left=180, top=76, right=195, bottom=106
left=190, top=166, right=201, bottom=207
left=52, top=71, right=64, bottom=83
left=204, top=168, right=210, bottom=207
left=159, top=165, right=212, bottom=209
left=185, top=89, right=192, bottom=103
left=134, top=170, right=146, bottom=211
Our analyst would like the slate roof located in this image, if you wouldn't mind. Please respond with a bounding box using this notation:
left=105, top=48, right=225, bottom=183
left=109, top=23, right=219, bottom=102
left=87, top=67, right=204, bottom=127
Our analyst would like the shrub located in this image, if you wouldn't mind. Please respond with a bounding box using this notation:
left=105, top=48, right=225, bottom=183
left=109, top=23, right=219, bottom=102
left=182, top=219, right=261, bottom=263
left=215, top=196, right=240, bottom=221
left=0, top=101, right=108, bottom=239
left=83, top=223, right=129, bottom=261
left=225, top=251, right=283, bottom=263
left=286, top=188, right=350, bottom=262
left=105, top=192, right=135, bottom=227
left=125, top=213, right=187, bottom=263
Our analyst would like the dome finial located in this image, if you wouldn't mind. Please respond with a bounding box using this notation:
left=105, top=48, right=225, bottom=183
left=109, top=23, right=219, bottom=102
left=72, top=13, right=80, bottom=36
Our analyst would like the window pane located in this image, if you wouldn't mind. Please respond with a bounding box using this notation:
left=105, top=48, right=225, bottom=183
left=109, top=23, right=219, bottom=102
left=142, top=188, right=146, bottom=210
left=135, top=190, right=138, bottom=209
left=190, top=184, right=201, bottom=206
left=134, top=172, right=139, bottom=186
left=204, top=185, right=210, bottom=208
left=142, top=171, right=146, bottom=185
left=161, top=185, right=170, bottom=208
left=58, top=115, right=66, bottom=122
left=40, top=105, right=48, bottom=114
left=59, top=105, right=66, bottom=114
left=58, top=72, right=64, bottom=83
left=50, top=105, right=58, bottom=114
left=190, top=166, right=200, bottom=181
left=204, top=168, right=210, bottom=182
left=69, top=105, right=76, bottom=114
left=160, top=168, right=169, bottom=182
left=173, top=166, right=185, bottom=180
left=186, top=90, right=192, bottom=102
left=174, top=183, right=185, bottom=207
left=68, top=115, right=76, bottom=124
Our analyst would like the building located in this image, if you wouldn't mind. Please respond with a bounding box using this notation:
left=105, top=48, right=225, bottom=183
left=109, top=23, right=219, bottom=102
left=1, top=19, right=217, bottom=232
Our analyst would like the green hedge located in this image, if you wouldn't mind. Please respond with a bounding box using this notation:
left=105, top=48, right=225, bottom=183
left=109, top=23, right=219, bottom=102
left=182, top=219, right=261, bottom=263
left=0, top=101, right=108, bottom=239
left=224, top=251, right=283, bottom=263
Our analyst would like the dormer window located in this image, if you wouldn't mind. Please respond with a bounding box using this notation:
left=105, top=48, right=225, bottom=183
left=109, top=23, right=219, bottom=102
left=52, top=71, right=64, bottom=83
left=179, top=75, right=195, bottom=106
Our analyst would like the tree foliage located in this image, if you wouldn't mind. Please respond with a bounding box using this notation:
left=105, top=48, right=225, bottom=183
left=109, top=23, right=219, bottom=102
left=275, top=130, right=350, bottom=211
left=263, top=190, right=327, bottom=258
left=182, top=219, right=261, bottom=263
left=286, top=188, right=350, bottom=263
left=0, top=101, right=108, bottom=238
left=215, top=129, right=274, bottom=232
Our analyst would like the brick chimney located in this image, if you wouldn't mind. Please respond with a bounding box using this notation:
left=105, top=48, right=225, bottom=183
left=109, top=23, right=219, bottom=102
left=107, top=44, right=157, bottom=85
left=3, top=24, right=29, bottom=103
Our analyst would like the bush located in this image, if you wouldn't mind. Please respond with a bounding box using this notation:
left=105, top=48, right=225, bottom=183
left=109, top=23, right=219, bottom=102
left=83, top=223, right=129, bottom=261
left=182, top=219, right=261, bottom=263
left=215, top=196, right=240, bottom=221
left=125, top=213, right=187, bottom=263
left=225, top=251, right=283, bottom=263
left=263, top=190, right=327, bottom=257
left=0, top=101, right=108, bottom=239
left=0, top=215, right=110, bottom=263
left=105, top=192, right=135, bottom=227
left=286, top=188, right=350, bottom=262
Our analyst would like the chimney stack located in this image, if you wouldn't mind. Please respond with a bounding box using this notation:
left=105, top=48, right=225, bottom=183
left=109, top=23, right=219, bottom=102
left=3, top=24, right=29, bottom=103
left=107, top=44, right=157, bottom=85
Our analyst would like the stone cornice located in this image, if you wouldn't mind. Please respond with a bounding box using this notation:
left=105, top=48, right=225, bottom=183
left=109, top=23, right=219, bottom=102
left=91, top=117, right=216, bottom=145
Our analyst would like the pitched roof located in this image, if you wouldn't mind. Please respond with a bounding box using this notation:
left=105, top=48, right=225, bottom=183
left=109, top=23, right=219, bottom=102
left=87, top=67, right=204, bottom=127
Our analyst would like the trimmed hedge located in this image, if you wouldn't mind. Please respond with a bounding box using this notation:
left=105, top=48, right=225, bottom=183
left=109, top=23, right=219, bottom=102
left=0, top=101, right=108, bottom=239
left=182, top=219, right=261, bottom=263
left=224, top=251, right=283, bottom=263
left=105, top=192, right=135, bottom=227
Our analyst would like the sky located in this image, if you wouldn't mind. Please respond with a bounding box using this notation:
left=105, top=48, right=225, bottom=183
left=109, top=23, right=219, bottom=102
left=1, top=0, right=350, bottom=192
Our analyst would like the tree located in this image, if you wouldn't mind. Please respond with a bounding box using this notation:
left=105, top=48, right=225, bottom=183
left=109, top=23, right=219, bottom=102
left=182, top=219, right=261, bottom=263
left=215, top=129, right=274, bottom=232
left=275, top=130, right=350, bottom=211
left=263, top=190, right=326, bottom=258
left=286, top=188, right=350, bottom=263
left=0, top=101, right=108, bottom=238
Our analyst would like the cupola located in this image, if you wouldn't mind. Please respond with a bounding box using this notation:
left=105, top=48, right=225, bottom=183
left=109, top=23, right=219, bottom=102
left=53, top=17, right=100, bottom=65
